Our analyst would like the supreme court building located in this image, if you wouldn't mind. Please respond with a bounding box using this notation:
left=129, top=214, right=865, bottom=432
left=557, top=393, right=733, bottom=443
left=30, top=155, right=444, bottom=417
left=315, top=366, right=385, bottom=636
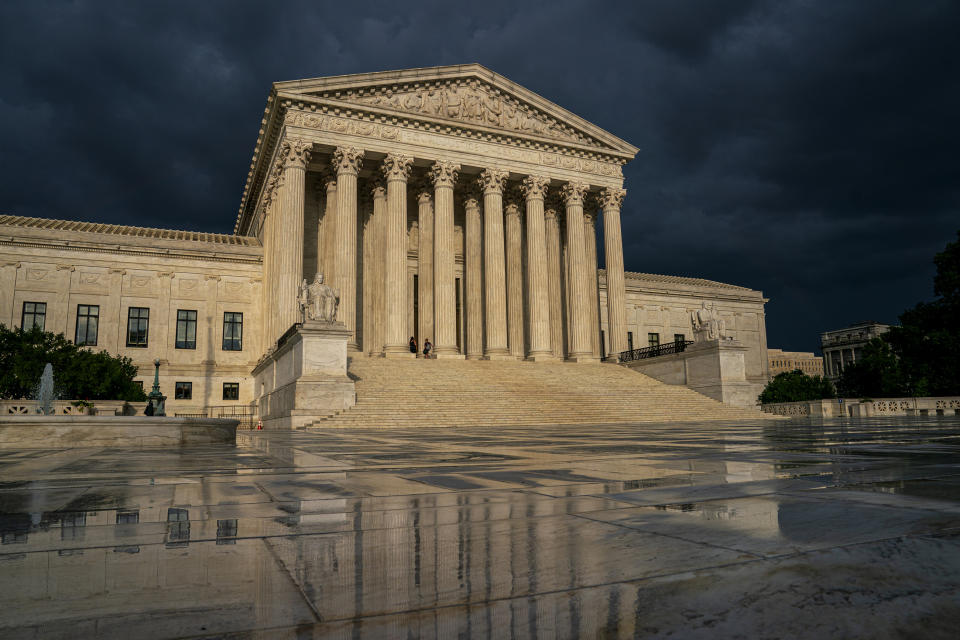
left=0, top=65, right=770, bottom=413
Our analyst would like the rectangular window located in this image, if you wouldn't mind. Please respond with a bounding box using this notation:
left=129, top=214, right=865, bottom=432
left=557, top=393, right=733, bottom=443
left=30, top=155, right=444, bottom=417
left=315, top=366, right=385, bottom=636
left=222, top=312, right=243, bottom=351
left=126, top=307, right=149, bottom=347
left=175, top=309, right=197, bottom=349
left=674, top=333, right=685, bottom=344
left=174, top=382, right=192, bottom=400
left=627, top=332, right=634, bottom=352
left=648, top=332, right=660, bottom=347
left=222, top=382, right=239, bottom=401
left=74, top=304, right=99, bottom=346
left=21, top=302, right=46, bottom=331
left=116, top=510, right=139, bottom=525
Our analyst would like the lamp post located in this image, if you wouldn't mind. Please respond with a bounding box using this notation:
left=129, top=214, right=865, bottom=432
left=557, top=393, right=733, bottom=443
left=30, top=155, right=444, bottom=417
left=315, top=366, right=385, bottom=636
left=146, top=358, right=166, bottom=417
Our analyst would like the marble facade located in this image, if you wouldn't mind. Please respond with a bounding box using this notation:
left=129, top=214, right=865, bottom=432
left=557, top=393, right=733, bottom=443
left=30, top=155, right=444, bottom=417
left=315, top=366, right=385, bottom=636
left=0, top=65, right=771, bottom=413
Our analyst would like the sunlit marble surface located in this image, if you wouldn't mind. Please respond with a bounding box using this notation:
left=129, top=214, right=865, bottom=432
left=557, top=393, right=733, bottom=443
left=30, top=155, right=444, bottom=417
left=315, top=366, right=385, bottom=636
left=2, top=417, right=960, bottom=638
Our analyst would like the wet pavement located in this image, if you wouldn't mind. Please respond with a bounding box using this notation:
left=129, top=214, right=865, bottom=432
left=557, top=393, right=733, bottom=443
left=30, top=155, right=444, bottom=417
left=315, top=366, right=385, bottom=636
left=1, top=417, right=960, bottom=639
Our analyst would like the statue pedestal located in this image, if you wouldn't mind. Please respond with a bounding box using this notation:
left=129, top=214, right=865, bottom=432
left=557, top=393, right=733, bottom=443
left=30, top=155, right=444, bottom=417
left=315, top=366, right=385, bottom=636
left=252, top=321, right=356, bottom=429
left=624, top=339, right=764, bottom=409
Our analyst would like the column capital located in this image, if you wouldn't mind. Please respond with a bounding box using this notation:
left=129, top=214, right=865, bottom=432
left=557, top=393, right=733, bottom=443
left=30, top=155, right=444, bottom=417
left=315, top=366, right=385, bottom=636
left=430, top=160, right=460, bottom=188
left=333, top=146, right=364, bottom=176
left=504, top=201, right=522, bottom=219
left=370, top=178, right=387, bottom=199
left=382, top=153, right=413, bottom=182
left=561, top=181, right=589, bottom=205
left=544, top=207, right=560, bottom=223
left=462, top=188, right=481, bottom=210
left=478, top=168, right=509, bottom=195
left=521, top=175, right=550, bottom=200
left=417, top=190, right=433, bottom=206
left=281, top=137, right=313, bottom=170
left=262, top=162, right=284, bottom=208
left=320, top=169, right=338, bottom=190
left=583, top=209, right=596, bottom=224
left=503, top=184, right=524, bottom=213
left=599, top=187, right=626, bottom=209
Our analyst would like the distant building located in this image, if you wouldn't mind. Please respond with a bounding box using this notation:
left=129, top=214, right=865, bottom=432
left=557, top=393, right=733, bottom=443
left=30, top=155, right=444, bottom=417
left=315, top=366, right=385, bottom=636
left=820, top=321, right=892, bottom=379
left=767, top=349, right=824, bottom=378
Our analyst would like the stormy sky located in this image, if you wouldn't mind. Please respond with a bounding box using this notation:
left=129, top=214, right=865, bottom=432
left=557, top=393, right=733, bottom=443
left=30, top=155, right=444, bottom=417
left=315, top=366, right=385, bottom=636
left=1, top=0, right=957, bottom=353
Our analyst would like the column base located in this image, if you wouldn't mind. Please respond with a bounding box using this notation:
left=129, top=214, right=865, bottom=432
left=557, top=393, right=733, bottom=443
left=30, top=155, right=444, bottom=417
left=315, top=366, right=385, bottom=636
left=525, top=351, right=558, bottom=362
left=566, top=353, right=600, bottom=364
left=603, top=354, right=621, bottom=363
left=483, top=352, right=517, bottom=361
left=466, top=353, right=484, bottom=360
left=434, top=352, right=466, bottom=360
left=383, top=345, right=416, bottom=359
left=347, top=342, right=361, bottom=353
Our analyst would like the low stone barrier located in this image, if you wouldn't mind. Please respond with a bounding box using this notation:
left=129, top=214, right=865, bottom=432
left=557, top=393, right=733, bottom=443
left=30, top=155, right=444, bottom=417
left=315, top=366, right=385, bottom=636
left=0, top=416, right=238, bottom=448
left=0, top=399, right=148, bottom=416
left=761, top=397, right=960, bottom=418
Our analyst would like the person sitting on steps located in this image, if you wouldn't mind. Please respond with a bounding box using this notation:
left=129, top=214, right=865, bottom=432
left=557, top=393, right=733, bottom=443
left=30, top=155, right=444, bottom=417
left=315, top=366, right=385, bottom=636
left=423, top=338, right=432, bottom=359
left=409, top=336, right=418, bottom=357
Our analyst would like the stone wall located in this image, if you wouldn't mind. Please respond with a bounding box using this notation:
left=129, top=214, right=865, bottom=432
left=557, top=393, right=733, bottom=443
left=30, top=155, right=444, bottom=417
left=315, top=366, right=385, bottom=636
left=761, top=397, right=960, bottom=417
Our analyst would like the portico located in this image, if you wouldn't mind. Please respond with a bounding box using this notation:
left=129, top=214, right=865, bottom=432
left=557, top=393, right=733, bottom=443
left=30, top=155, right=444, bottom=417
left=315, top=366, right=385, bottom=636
left=239, top=65, right=638, bottom=363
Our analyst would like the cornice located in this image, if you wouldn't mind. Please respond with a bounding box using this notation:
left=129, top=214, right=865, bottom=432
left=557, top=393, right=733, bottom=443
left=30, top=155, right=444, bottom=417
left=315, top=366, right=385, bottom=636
left=0, top=238, right=262, bottom=265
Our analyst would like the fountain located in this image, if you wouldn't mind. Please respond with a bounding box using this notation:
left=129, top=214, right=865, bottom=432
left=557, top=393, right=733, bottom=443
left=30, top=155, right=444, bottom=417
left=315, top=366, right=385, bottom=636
left=35, top=363, right=55, bottom=415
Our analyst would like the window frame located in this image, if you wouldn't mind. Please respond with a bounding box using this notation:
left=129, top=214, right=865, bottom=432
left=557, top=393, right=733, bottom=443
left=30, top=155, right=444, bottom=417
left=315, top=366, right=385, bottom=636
left=21, top=301, right=46, bottom=331
left=74, top=304, right=100, bottom=346
left=222, top=312, right=243, bottom=351
left=175, top=309, right=197, bottom=350
left=648, top=332, right=660, bottom=348
left=222, top=382, right=240, bottom=401
left=174, top=381, right=192, bottom=400
left=126, top=307, right=150, bottom=348
left=673, top=333, right=685, bottom=345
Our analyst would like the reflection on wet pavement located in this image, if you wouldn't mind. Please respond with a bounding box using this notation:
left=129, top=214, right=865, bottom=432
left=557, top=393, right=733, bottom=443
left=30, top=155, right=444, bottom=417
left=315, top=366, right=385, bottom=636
left=2, top=417, right=960, bottom=638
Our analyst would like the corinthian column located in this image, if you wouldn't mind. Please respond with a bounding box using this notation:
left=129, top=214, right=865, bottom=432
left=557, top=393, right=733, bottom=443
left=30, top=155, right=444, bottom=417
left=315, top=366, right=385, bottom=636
left=583, top=206, right=602, bottom=359
left=544, top=198, right=566, bottom=359
left=320, top=171, right=338, bottom=289
left=522, top=175, right=553, bottom=361
left=333, top=146, right=364, bottom=350
left=415, top=182, right=434, bottom=349
left=562, top=181, right=595, bottom=362
left=382, top=153, right=414, bottom=357
left=275, top=137, right=311, bottom=335
left=260, top=162, right=282, bottom=344
left=463, top=190, right=484, bottom=359
left=504, top=191, right=524, bottom=359
left=600, top=188, right=628, bottom=361
left=478, top=168, right=510, bottom=359
left=368, top=180, right=387, bottom=355
left=431, top=160, right=462, bottom=358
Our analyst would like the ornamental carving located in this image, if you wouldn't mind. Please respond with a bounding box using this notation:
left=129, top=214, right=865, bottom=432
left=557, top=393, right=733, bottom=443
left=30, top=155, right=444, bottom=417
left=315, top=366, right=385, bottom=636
left=478, top=168, right=509, bottom=194
left=382, top=153, right=413, bottom=181
left=599, top=187, right=626, bottom=209
left=332, top=146, right=364, bottom=175
left=503, top=185, right=524, bottom=212
left=348, top=81, right=591, bottom=145
left=281, top=137, right=313, bottom=169
left=521, top=175, right=550, bottom=200
left=430, top=160, right=460, bottom=188
left=560, top=181, right=589, bottom=205
left=369, top=179, right=387, bottom=199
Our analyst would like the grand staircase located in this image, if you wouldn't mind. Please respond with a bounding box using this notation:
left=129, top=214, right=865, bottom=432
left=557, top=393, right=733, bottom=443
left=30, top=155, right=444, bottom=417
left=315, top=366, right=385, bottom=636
left=304, top=357, right=773, bottom=429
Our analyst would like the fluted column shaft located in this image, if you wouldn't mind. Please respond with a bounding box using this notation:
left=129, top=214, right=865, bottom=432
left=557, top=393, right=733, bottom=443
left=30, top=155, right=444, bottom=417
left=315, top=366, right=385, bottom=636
left=368, top=182, right=387, bottom=355
left=382, top=153, right=414, bottom=357
left=479, top=168, right=510, bottom=358
left=584, top=209, right=602, bottom=358
left=562, top=182, right=594, bottom=361
left=416, top=186, right=434, bottom=348
left=544, top=204, right=565, bottom=359
left=276, top=138, right=311, bottom=335
left=464, top=194, right=484, bottom=359
left=320, top=173, right=337, bottom=288
left=431, top=161, right=461, bottom=357
left=333, top=146, right=363, bottom=350
left=601, top=188, right=628, bottom=360
left=505, top=198, right=524, bottom=359
left=522, top=176, right=552, bottom=360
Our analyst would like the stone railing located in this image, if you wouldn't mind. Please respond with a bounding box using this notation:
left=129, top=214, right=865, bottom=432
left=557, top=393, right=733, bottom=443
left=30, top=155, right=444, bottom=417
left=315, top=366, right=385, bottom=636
left=761, top=397, right=960, bottom=418
left=1, top=399, right=147, bottom=416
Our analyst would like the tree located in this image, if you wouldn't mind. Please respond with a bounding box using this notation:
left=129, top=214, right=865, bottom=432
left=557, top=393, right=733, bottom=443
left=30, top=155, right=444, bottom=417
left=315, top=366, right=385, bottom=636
left=884, top=230, right=960, bottom=396
left=759, top=370, right=835, bottom=404
left=836, top=337, right=913, bottom=398
left=0, top=325, right=146, bottom=401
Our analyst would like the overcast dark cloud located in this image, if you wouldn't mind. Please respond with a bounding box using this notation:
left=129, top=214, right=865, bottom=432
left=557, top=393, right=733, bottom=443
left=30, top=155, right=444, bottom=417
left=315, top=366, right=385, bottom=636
left=1, top=0, right=957, bottom=353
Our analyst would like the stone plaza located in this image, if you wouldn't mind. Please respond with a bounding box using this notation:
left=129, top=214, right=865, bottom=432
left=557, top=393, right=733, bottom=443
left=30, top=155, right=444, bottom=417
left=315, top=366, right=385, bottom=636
left=2, top=417, right=959, bottom=638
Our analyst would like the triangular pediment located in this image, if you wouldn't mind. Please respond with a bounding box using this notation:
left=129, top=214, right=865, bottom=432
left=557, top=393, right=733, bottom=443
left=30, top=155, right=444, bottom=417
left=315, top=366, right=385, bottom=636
left=274, top=64, right=638, bottom=158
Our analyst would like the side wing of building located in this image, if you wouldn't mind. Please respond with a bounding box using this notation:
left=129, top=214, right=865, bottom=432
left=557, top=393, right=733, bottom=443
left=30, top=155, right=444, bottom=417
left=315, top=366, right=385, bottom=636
left=0, top=215, right=264, bottom=413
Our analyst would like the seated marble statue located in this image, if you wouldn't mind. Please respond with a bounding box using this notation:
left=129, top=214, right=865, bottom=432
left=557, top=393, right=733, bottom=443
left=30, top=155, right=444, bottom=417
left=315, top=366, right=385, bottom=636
left=299, top=272, right=340, bottom=323
left=690, top=301, right=728, bottom=342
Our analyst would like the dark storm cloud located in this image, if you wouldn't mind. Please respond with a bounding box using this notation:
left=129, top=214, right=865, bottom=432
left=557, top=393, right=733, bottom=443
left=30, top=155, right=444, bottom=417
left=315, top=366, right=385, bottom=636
left=1, top=0, right=958, bottom=352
